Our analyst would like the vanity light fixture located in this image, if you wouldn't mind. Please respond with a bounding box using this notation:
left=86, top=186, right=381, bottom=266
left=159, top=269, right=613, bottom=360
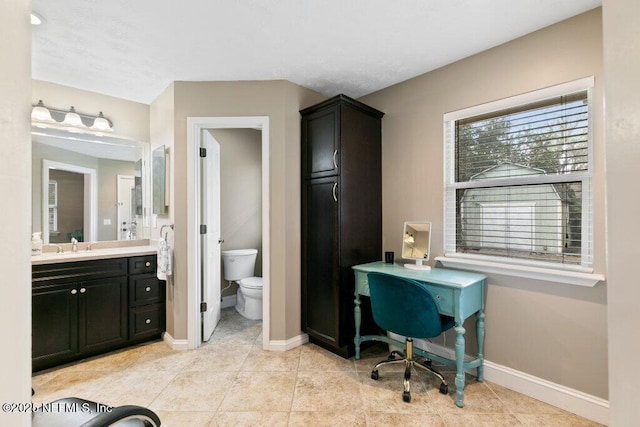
left=91, top=112, right=113, bottom=132
left=31, top=102, right=114, bottom=134
left=31, top=100, right=55, bottom=123
left=63, top=106, right=86, bottom=128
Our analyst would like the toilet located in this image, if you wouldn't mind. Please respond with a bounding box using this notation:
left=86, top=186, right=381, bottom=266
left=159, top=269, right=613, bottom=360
left=221, top=249, right=263, bottom=320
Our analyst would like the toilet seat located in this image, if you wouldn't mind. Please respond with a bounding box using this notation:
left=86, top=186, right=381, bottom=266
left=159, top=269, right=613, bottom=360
left=239, top=277, right=262, bottom=289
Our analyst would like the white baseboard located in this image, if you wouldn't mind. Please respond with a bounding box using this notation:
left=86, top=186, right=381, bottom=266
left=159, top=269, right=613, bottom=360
left=221, top=294, right=237, bottom=309
left=162, top=331, right=190, bottom=351
left=267, top=333, right=309, bottom=352
left=483, top=360, right=609, bottom=426
left=418, top=341, right=609, bottom=425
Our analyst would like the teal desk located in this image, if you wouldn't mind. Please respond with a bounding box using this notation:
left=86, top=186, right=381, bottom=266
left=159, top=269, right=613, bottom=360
left=352, top=261, right=486, bottom=408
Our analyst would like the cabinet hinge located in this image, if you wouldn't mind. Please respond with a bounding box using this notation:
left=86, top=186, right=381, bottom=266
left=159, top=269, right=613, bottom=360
left=200, top=224, right=207, bottom=234
left=199, top=147, right=207, bottom=157
left=200, top=302, right=207, bottom=312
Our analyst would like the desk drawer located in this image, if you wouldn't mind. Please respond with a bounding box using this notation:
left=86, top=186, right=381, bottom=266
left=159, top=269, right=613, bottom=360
left=356, top=271, right=455, bottom=316
left=423, top=284, right=454, bottom=316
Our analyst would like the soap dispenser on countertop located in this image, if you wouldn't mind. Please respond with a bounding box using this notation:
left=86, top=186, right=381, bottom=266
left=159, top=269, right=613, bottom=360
left=31, top=232, right=43, bottom=256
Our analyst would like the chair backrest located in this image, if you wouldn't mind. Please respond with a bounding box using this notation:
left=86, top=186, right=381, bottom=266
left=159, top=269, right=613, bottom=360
left=367, top=272, right=445, bottom=339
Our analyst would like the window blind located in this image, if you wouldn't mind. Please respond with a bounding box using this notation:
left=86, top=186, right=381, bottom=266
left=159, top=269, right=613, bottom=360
left=445, top=88, right=592, bottom=268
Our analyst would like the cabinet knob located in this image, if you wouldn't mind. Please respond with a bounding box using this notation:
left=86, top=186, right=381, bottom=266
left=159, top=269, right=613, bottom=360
left=333, top=150, right=338, bottom=169
left=332, top=182, right=338, bottom=202
left=145, top=261, right=151, bottom=267
left=71, top=289, right=77, bottom=295
left=145, top=286, right=151, bottom=292
left=80, top=288, right=86, bottom=293
left=145, top=319, right=151, bottom=324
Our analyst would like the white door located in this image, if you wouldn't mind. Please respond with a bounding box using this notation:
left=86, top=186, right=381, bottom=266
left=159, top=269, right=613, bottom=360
left=117, top=175, right=135, bottom=240
left=201, top=132, right=222, bottom=341
left=481, top=203, right=534, bottom=251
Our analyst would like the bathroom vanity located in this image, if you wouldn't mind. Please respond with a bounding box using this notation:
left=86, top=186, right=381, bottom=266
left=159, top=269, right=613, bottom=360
left=32, top=248, right=165, bottom=371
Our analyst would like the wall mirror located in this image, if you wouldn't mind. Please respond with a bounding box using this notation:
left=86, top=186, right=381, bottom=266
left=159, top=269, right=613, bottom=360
left=32, top=126, right=151, bottom=244
left=152, top=145, right=168, bottom=215
left=402, top=221, right=432, bottom=270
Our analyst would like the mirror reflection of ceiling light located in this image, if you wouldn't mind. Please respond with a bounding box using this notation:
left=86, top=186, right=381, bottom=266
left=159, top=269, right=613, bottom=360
left=31, top=101, right=114, bottom=134
left=30, top=12, right=44, bottom=26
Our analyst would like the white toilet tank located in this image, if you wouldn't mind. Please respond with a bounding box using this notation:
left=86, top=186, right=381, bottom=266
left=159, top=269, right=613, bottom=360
left=221, top=249, right=258, bottom=281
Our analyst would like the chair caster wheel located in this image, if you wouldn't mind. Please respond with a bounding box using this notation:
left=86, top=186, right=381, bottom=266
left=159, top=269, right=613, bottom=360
left=439, top=383, right=448, bottom=394
left=402, top=391, right=411, bottom=403
left=371, top=370, right=379, bottom=380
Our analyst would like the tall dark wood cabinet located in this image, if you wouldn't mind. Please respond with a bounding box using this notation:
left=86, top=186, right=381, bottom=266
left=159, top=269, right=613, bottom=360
left=301, top=94, right=384, bottom=358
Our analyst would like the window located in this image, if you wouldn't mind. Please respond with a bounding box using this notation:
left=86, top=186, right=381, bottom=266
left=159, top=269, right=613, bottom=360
left=444, top=78, right=594, bottom=273
left=48, top=180, right=58, bottom=233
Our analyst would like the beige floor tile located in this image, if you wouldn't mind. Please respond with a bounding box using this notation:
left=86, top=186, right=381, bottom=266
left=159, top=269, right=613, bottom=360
left=298, top=343, right=356, bottom=372
left=153, top=410, right=215, bottom=427
left=365, top=412, right=446, bottom=426
left=487, top=381, right=567, bottom=415
left=212, top=411, right=290, bottom=426
left=357, top=371, right=438, bottom=414
left=31, top=369, right=122, bottom=404
left=240, top=346, right=301, bottom=372
left=517, top=413, right=605, bottom=426
left=218, top=371, right=297, bottom=412
left=150, top=371, right=237, bottom=411
left=87, top=368, right=177, bottom=408
left=288, top=411, right=366, bottom=426
left=29, top=308, right=603, bottom=427
left=185, top=344, right=252, bottom=372
left=292, top=371, right=363, bottom=412
left=441, top=412, right=524, bottom=426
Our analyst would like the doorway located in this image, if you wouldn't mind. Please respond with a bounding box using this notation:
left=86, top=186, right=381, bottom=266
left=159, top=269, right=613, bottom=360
left=187, top=117, right=270, bottom=350
left=41, top=160, right=97, bottom=244
left=116, top=175, right=135, bottom=240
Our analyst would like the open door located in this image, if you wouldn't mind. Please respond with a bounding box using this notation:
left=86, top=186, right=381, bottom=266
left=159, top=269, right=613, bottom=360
left=117, top=175, right=135, bottom=240
left=201, top=131, right=222, bottom=341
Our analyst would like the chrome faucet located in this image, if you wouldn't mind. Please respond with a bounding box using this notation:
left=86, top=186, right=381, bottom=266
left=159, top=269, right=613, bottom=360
left=49, top=244, right=63, bottom=254
left=86, top=242, right=94, bottom=251
left=71, top=237, right=78, bottom=253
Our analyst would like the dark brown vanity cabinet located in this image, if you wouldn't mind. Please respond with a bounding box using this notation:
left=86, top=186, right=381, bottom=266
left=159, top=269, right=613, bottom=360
left=128, top=256, right=166, bottom=341
left=32, top=255, right=165, bottom=371
left=301, top=94, right=383, bottom=358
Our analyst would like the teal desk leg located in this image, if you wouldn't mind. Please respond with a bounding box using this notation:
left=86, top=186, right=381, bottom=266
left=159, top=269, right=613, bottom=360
left=454, top=324, right=466, bottom=408
left=476, top=310, right=485, bottom=382
left=354, top=293, right=362, bottom=360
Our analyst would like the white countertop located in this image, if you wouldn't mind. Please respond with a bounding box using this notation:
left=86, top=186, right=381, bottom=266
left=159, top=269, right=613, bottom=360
left=32, top=245, right=157, bottom=265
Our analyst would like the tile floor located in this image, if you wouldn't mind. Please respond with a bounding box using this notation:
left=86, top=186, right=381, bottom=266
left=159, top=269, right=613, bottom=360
left=32, top=308, right=601, bottom=426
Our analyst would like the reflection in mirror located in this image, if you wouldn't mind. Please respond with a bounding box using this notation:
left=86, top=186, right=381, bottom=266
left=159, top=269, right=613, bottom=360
left=152, top=145, right=167, bottom=215
left=402, top=221, right=432, bottom=270
left=32, top=127, right=150, bottom=244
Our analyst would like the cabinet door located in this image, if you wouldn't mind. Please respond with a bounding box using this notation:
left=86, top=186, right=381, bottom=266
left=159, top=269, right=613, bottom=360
left=302, top=176, right=340, bottom=344
left=32, top=283, right=79, bottom=370
left=78, top=276, right=128, bottom=354
left=302, top=106, right=340, bottom=179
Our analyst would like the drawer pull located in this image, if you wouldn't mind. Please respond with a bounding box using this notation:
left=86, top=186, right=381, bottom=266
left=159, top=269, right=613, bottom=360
left=80, top=288, right=86, bottom=293
left=145, top=261, right=151, bottom=267
left=145, top=319, right=151, bottom=324
left=71, top=289, right=77, bottom=295
left=145, top=286, right=152, bottom=292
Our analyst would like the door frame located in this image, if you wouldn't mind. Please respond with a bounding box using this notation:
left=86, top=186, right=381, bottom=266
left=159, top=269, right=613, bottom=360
left=187, top=116, right=270, bottom=350
left=42, top=160, right=97, bottom=244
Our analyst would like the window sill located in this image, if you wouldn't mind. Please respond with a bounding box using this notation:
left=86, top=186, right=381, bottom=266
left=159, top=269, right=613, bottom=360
left=434, top=256, right=605, bottom=287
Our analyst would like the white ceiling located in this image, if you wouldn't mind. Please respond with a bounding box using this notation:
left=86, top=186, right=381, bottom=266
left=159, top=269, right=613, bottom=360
left=31, top=0, right=601, bottom=105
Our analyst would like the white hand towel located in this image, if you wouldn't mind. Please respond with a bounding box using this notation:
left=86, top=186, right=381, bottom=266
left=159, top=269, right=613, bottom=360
left=157, top=239, right=168, bottom=280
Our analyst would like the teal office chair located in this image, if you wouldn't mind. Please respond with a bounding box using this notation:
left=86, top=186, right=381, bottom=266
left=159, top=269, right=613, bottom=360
left=367, top=272, right=454, bottom=403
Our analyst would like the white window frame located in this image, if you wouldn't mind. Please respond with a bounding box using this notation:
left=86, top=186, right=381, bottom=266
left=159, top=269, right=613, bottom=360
left=438, top=77, right=604, bottom=287
left=48, top=180, right=58, bottom=233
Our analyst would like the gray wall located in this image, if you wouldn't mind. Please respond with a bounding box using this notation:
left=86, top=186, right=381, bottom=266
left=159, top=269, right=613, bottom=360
left=209, top=128, right=262, bottom=298
left=0, top=0, right=32, bottom=425
left=603, top=0, right=640, bottom=423
left=152, top=80, right=324, bottom=341
left=361, top=9, right=607, bottom=399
